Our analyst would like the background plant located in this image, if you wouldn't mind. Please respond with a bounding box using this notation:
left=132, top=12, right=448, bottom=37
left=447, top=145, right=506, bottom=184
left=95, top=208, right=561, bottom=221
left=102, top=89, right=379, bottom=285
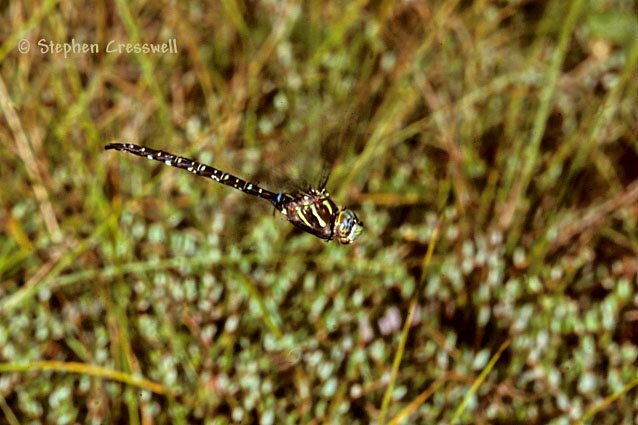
left=0, top=0, right=637, bottom=424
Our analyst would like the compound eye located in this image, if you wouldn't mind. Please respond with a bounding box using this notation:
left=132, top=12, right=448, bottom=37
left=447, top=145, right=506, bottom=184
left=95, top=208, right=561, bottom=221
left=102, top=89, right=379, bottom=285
left=335, top=209, right=362, bottom=244
left=343, top=216, right=353, bottom=232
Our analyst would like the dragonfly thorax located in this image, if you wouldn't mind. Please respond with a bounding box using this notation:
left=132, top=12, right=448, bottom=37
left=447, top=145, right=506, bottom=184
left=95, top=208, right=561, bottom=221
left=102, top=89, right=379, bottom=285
left=275, top=189, right=363, bottom=244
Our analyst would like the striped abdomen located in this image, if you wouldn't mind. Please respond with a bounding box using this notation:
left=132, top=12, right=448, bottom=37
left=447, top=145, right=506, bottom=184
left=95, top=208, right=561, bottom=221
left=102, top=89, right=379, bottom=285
left=105, top=143, right=277, bottom=203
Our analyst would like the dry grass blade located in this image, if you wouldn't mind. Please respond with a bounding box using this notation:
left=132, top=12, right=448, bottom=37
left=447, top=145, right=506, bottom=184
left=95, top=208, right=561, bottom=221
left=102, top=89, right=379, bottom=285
left=0, top=394, right=20, bottom=425
left=501, top=0, right=585, bottom=244
left=550, top=179, right=638, bottom=252
left=451, top=339, right=511, bottom=424
left=0, top=216, right=116, bottom=315
left=0, top=361, right=168, bottom=395
left=575, top=376, right=638, bottom=424
left=0, top=0, right=61, bottom=62
left=387, top=376, right=446, bottom=425
left=378, top=226, right=440, bottom=425
left=0, top=75, right=61, bottom=241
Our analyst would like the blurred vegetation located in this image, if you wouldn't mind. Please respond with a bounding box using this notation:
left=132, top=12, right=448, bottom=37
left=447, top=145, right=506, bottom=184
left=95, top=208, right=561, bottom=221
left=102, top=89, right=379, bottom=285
left=1, top=0, right=637, bottom=424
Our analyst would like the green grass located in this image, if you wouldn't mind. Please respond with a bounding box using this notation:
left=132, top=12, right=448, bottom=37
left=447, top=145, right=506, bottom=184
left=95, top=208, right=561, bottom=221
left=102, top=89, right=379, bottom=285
left=1, top=0, right=637, bottom=423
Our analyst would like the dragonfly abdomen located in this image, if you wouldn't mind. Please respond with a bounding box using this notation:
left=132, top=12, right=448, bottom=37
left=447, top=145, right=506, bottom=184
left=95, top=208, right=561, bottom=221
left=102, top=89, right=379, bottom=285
left=105, top=143, right=277, bottom=203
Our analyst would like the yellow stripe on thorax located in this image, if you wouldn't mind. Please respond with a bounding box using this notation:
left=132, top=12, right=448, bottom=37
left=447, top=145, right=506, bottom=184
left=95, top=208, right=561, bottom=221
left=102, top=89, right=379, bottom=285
left=322, top=200, right=333, bottom=215
left=309, top=204, right=327, bottom=227
left=296, top=207, right=312, bottom=227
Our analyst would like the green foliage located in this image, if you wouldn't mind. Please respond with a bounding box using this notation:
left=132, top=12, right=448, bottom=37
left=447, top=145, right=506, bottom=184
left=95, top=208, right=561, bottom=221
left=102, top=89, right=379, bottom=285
left=0, top=0, right=637, bottom=423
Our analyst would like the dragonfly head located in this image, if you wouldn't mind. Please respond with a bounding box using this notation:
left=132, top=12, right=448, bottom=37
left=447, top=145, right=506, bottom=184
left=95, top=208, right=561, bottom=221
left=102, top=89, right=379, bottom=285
left=334, top=208, right=363, bottom=244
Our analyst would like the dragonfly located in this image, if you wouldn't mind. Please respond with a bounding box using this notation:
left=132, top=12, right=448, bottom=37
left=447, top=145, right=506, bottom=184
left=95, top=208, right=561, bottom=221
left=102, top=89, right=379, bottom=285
left=105, top=143, right=363, bottom=244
